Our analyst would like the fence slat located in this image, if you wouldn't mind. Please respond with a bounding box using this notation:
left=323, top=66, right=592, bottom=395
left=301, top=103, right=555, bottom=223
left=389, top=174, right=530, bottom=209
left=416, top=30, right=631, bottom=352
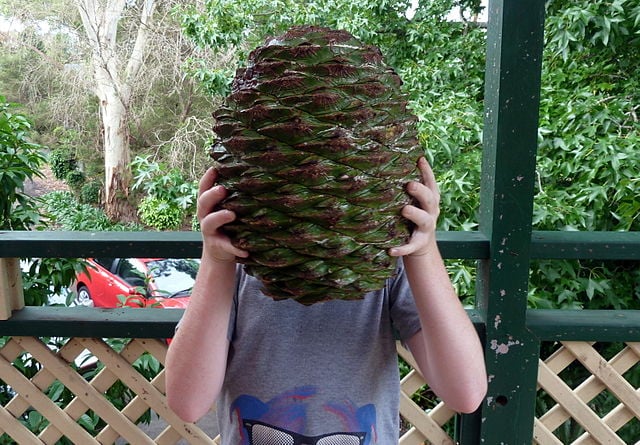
left=532, top=418, right=564, bottom=445
left=0, top=405, right=45, bottom=444
left=84, top=338, right=213, bottom=444
left=563, top=342, right=640, bottom=419
left=399, top=391, right=454, bottom=444
left=539, top=343, right=639, bottom=433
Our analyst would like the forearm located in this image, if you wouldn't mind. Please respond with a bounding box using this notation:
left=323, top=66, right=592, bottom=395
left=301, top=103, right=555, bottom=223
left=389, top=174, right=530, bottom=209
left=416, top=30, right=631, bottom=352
left=404, top=241, right=487, bottom=413
left=165, top=257, right=236, bottom=422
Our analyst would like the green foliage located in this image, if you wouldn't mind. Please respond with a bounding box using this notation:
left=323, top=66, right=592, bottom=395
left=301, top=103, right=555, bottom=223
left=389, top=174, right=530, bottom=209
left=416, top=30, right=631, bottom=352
left=22, top=257, right=86, bottom=307
left=545, top=0, right=640, bottom=59
left=0, top=101, right=94, bottom=311
left=0, top=96, right=47, bottom=230
left=49, top=128, right=94, bottom=197
left=80, top=179, right=102, bottom=205
left=179, top=0, right=485, bottom=81
left=183, top=58, right=234, bottom=97
left=131, top=155, right=198, bottom=230
left=65, top=169, right=85, bottom=190
left=42, top=191, right=143, bottom=231
left=528, top=0, right=640, bottom=312
left=138, top=196, right=185, bottom=231
left=49, top=146, right=78, bottom=181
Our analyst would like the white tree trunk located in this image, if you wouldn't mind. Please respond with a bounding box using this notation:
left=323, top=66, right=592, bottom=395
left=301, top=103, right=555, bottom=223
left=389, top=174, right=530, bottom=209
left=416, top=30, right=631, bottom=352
left=75, top=0, right=156, bottom=219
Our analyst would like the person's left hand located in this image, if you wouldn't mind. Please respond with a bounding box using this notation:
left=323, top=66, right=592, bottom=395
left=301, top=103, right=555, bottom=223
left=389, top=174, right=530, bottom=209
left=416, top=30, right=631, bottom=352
left=389, top=156, right=441, bottom=257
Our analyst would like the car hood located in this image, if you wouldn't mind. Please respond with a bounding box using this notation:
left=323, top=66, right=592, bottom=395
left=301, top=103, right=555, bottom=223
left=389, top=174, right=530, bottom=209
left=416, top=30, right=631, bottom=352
left=149, top=297, right=190, bottom=309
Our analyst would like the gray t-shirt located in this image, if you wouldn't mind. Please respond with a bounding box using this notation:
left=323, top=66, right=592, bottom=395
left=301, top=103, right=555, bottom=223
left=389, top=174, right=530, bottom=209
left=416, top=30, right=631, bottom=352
left=216, top=261, right=421, bottom=444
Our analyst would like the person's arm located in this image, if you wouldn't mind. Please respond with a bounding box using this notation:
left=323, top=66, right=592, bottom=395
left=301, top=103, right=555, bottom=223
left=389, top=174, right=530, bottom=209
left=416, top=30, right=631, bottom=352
left=165, top=168, right=248, bottom=422
left=390, top=157, right=487, bottom=413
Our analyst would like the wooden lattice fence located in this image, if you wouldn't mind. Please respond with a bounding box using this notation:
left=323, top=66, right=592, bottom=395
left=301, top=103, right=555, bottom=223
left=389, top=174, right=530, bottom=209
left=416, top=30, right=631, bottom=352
left=0, top=336, right=459, bottom=444
left=535, top=341, right=640, bottom=445
left=0, top=336, right=638, bottom=444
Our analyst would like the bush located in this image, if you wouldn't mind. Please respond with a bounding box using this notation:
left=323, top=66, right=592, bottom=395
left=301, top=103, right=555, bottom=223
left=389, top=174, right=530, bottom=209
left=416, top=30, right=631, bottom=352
left=137, top=196, right=185, bottom=231
left=0, top=96, right=47, bottom=230
left=131, top=155, right=198, bottom=230
left=49, top=147, right=77, bottom=181
left=65, top=169, right=85, bottom=191
left=80, top=180, right=102, bottom=205
left=22, top=257, right=87, bottom=307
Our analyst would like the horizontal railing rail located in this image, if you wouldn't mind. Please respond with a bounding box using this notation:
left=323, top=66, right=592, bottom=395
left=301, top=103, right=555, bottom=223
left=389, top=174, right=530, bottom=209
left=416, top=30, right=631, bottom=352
left=2, top=306, right=639, bottom=343
left=1, top=230, right=639, bottom=259
left=0, top=306, right=182, bottom=338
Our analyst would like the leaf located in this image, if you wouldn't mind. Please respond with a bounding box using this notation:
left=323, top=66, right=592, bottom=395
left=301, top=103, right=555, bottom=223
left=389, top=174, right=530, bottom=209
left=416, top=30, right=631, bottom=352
left=47, top=381, right=65, bottom=402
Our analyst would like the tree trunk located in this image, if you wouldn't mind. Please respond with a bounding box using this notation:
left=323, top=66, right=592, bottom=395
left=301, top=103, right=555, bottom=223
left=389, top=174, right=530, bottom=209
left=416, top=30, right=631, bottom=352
left=75, top=0, right=156, bottom=220
left=99, top=86, right=135, bottom=220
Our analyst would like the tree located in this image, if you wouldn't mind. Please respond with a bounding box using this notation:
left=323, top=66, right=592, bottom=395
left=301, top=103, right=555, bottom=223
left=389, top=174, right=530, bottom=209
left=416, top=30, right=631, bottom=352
left=1, top=0, right=219, bottom=219
left=74, top=0, right=157, bottom=219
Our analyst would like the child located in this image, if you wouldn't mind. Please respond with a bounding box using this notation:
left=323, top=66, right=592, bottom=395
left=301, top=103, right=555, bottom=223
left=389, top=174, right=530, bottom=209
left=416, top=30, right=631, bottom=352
left=166, top=157, right=487, bottom=444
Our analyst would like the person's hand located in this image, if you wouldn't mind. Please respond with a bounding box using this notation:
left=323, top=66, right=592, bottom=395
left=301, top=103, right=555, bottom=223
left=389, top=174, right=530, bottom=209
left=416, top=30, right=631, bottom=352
left=197, top=167, right=249, bottom=263
left=389, top=157, right=440, bottom=257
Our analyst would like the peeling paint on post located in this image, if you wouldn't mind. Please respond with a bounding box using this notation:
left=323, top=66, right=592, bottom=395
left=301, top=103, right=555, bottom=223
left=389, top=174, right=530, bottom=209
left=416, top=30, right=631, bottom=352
left=472, top=0, right=547, bottom=443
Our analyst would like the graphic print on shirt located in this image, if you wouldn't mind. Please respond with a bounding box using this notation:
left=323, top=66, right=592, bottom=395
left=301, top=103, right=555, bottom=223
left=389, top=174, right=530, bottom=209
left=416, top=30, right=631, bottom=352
left=230, top=386, right=377, bottom=445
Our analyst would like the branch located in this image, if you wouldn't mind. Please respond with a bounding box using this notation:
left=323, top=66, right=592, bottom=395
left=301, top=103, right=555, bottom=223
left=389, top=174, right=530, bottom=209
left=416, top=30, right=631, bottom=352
left=74, top=0, right=128, bottom=102
left=75, top=0, right=100, bottom=48
left=123, top=0, right=157, bottom=100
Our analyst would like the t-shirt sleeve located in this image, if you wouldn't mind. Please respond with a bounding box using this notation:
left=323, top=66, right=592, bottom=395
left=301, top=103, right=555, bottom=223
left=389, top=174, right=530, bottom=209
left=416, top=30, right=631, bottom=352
left=388, top=259, right=422, bottom=341
left=226, top=264, right=245, bottom=341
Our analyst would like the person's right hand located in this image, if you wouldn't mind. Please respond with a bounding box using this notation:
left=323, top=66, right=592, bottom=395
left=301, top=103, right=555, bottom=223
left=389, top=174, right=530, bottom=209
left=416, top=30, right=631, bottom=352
left=197, top=167, right=249, bottom=263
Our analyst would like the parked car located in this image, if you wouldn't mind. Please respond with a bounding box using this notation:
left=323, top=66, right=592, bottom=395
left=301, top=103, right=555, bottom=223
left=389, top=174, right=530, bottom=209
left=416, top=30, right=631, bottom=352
left=74, top=257, right=199, bottom=309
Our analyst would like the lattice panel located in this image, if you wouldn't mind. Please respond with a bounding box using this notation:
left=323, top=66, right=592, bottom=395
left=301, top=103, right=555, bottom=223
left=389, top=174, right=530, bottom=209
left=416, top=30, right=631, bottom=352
left=0, top=337, right=213, bottom=444
left=0, top=337, right=455, bottom=444
left=534, top=341, right=640, bottom=445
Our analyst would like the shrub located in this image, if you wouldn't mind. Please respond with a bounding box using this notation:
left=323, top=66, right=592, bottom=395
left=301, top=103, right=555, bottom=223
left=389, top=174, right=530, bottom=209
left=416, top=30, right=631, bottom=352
left=0, top=96, right=47, bottom=230
left=65, top=169, right=86, bottom=191
left=49, top=147, right=77, bottom=181
left=131, top=155, right=198, bottom=230
left=80, top=180, right=102, bottom=205
left=137, top=196, right=185, bottom=231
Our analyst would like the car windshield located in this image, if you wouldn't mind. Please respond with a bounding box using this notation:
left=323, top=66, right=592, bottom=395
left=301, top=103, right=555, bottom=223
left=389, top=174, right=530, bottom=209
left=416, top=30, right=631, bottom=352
left=145, top=259, right=200, bottom=297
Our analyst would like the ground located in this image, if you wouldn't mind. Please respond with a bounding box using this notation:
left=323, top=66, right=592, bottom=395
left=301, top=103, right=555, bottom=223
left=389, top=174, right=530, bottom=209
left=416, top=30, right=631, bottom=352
left=24, top=165, right=69, bottom=197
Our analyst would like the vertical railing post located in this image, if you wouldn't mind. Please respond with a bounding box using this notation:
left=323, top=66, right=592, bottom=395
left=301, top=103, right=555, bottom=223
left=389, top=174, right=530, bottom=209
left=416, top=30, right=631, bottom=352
left=473, top=0, right=546, bottom=443
left=0, top=258, right=25, bottom=319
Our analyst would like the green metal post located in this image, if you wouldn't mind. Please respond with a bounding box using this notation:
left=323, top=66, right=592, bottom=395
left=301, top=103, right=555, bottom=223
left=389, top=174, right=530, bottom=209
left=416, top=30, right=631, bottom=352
left=474, top=0, right=546, bottom=443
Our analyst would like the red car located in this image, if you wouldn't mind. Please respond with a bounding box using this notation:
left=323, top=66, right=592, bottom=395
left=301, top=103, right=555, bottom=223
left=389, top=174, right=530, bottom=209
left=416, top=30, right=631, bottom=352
left=74, top=257, right=199, bottom=309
